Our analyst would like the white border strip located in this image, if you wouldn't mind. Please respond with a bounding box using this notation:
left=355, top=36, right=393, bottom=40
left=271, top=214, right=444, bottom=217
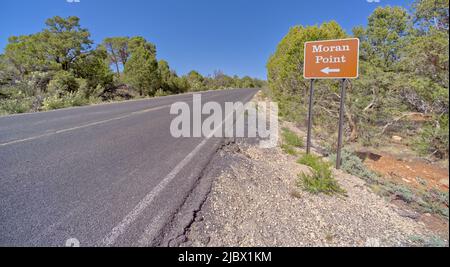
left=303, top=38, right=360, bottom=80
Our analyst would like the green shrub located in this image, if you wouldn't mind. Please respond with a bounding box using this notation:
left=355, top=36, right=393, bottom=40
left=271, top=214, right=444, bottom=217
left=282, top=127, right=304, bottom=148
left=327, top=150, right=449, bottom=217
left=298, top=154, right=332, bottom=178
left=280, top=128, right=305, bottom=156
left=387, top=183, right=416, bottom=203
left=410, top=235, right=448, bottom=247
left=154, top=89, right=169, bottom=97
left=42, top=95, right=68, bottom=110
left=42, top=92, right=89, bottom=111
left=70, top=93, right=90, bottom=107
left=299, top=172, right=347, bottom=196
left=281, top=144, right=298, bottom=156
left=276, top=94, right=306, bottom=123
left=421, top=236, right=448, bottom=247
left=329, top=150, right=380, bottom=183
left=297, top=154, right=346, bottom=196
left=429, top=190, right=449, bottom=207
left=414, top=115, right=449, bottom=159
left=47, top=71, right=80, bottom=95
left=0, top=98, right=32, bottom=115
left=380, top=181, right=449, bottom=218
left=422, top=189, right=449, bottom=218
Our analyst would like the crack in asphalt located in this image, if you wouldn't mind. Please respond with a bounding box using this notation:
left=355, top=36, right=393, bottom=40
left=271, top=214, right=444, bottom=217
left=160, top=140, right=236, bottom=247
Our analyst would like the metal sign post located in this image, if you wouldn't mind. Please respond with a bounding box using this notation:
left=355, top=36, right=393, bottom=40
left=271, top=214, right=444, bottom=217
left=306, top=79, right=315, bottom=154
left=303, top=38, right=359, bottom=169
left=336, top=79, right=346, bottom=169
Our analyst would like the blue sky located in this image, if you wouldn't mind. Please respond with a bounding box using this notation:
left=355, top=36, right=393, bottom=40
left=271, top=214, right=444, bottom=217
left=1, top=0, right=413, bottom=79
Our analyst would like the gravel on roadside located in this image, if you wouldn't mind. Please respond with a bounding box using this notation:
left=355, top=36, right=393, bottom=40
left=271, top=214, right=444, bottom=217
left=180, top=138, right=436, bottom=247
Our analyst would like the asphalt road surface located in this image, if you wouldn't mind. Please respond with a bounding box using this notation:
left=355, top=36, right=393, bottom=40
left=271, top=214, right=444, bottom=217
left=0, top=89, right=258, bottom=247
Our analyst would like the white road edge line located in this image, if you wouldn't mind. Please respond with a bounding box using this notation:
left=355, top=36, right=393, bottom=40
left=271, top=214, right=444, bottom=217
left=0, top=105, right=171, bottom=147
left=100, top=94, right=254, bottom=247
left=136, top=213, right=165, bottom=247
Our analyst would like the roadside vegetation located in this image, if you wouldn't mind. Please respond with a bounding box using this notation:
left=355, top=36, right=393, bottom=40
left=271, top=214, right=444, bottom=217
left=297, top=154, right=346, bottom=196
left=282, top=127, right=304, bottom=148
left=410, top=235, right=449, bottom=247
left=266, top=0, right=449, bottom=160
left=279, top=126, right=346, bottom=196
left=329, top=150, right=449, bottom=218
left=281, top=127, right=304, bottom=155
left=0, top=17, right=265, bottom=116
left=270, top=0, right=448, bottom=223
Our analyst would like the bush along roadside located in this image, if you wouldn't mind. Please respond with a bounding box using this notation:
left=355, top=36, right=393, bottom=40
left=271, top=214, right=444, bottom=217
left=0, top=16, right=266, bottom=117
left=297, top=153, right=347, bottom=196
left=278, top=125, right=448, bottom=218
left=266, top=3, right=449, bottom=160
left=329, top=150, right=449, bottom=219
left=280, top=127, right=304, bottom=156
left=278, top=125, right=346, bottom=196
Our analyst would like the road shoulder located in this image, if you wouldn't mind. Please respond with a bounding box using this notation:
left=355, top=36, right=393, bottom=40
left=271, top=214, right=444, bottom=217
left=169, top=92, right=442, bottom=247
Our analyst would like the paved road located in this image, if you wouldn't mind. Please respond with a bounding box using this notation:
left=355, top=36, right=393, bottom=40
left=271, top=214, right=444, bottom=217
left=0, top=89, right=258, bottom=247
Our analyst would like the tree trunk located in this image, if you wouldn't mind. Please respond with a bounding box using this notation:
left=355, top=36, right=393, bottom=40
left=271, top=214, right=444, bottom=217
left=345, top=108, right=358, bottom=142
left=114, top=62, right=120, bottom=77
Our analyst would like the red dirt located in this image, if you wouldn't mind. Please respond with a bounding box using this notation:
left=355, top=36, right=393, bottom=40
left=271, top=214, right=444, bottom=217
left=364, top=151, right=449, bottom=240
left=362, top=152, right=449, bottom=192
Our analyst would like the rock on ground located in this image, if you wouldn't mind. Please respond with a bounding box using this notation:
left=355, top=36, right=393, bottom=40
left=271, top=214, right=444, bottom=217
left=180, top=140, right=436, bottom=247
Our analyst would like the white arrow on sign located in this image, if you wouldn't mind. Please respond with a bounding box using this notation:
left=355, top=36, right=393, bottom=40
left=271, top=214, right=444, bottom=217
left=321, top=67, right=341, bottom=74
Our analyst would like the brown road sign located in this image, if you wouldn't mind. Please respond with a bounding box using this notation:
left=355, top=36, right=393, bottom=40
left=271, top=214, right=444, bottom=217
left=303, top=38, right=360, bottom=79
